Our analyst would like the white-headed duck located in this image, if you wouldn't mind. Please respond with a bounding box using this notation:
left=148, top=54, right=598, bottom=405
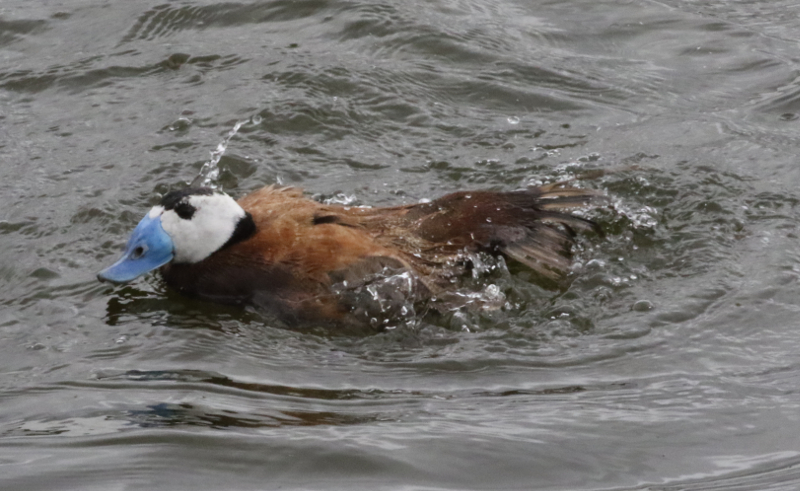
left=98, top=183, right=604, bottom=326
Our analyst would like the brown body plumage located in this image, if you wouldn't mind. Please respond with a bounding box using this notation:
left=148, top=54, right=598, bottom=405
left=159, top=183, right=604, bottom=326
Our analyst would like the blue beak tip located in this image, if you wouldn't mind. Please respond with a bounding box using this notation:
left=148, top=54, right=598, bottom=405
left=96, top=269, right=129, bottom=284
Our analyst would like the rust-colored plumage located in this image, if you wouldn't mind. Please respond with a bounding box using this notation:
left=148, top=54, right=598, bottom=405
left=159, top=183, right=604, bottom=326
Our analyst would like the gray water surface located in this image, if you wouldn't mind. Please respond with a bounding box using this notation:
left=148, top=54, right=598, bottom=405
left=3, top=1, right=800, bottom=490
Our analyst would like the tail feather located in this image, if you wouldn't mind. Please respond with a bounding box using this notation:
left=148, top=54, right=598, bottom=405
left=405, top=182, right=606, bottom=280
left=502, top=243, right=568, bottom=280
left=536, top=195, right=601, bottom=210
left=499, top=223, right=574, bottom=279
left=352, top=181, right=606, bottom=283
left=534, top=210, right=603, bottom=235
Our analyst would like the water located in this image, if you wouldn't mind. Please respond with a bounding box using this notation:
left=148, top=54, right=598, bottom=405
left=3, top=0, right=800, bottom=489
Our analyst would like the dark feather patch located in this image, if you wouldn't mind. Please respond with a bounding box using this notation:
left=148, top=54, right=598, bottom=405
left=161, top=187, right=216, bottom=220
left=221, top=212, right=256, bottom=251
left=312, top=214, right=340, bottom=225
left=173, top=201, right=196, bottom=220
left=313, top=213, right=359, bottom=228
left=161, top=187, right=215, bottom=210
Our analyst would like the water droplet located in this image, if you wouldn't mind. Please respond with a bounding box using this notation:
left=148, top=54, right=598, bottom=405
left=324, top=193, right=358, bottom=206
left=168, top=117, right=192, bottom=131
left=507, top=116, right=520, bottom=125
left=586, top=259, right=606, bottom=270
left=191, top=119, right=247, bottom=187
left=251, top=114, right=263, bottom=125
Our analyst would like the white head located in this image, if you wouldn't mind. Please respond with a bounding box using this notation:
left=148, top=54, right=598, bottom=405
left=97, top=188, right=256, bottom=284
left=156, top=189, right=250, bottom=263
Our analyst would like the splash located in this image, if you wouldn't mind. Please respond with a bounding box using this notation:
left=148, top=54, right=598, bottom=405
left=190, top=115, right=261, bottom=189
left=331, top=268, right=422, bottom=330
left=323, top=193, right=359, bottom=206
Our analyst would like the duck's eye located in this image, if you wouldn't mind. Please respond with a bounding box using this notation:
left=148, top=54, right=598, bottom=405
left=174, top=202, right=196, bottom=220
left=131, top=245, right=146, bottom=259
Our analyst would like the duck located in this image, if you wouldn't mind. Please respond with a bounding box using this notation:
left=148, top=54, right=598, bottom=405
left=97, top=182, right=605, bottom=327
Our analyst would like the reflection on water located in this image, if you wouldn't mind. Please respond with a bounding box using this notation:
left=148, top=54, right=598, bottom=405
left=3, top=0, right=800, bottom=489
